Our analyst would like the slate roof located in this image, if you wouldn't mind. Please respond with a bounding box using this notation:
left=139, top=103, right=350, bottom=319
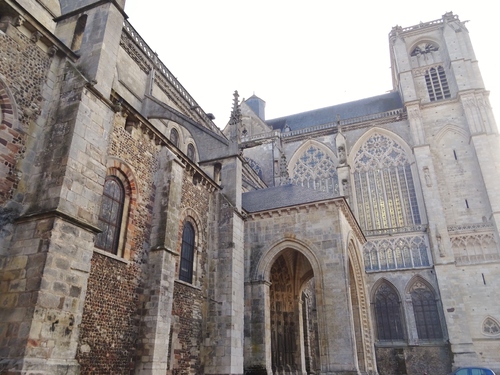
left=242, top=184, right=339, bottom=213
left=266, top=91, right=403, bottom=131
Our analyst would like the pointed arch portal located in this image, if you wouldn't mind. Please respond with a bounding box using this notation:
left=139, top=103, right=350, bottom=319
left=269, top=249, right=319, bottom=375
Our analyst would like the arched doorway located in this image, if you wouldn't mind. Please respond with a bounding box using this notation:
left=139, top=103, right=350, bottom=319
left=269, top=249, right=319, bottom=375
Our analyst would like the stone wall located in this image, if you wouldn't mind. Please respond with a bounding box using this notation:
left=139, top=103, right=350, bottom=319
left=0, top=21, right=50, bottom=208
left=376, top=345, right=451, bottom=375
left=168, top=168, right=212, bottom=374
left=76, top=114, right=159, bottom=373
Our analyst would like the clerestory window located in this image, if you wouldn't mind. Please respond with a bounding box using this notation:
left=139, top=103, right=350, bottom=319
left=353, top=133, right=421, bottom=232
left=291, top=144, right=339, bottom=194
left=187, top=143, right=195, bottom=161
left=170, top=128, right=179, bottom=147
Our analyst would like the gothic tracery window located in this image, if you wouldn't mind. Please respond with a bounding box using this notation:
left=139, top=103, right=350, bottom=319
left=410, top=281, right=443, bottom=340
left=291, top=145, right=339, bottom=194
left=95, top=176, right=125, bottom=255
left=364, top=235, right=429, bottom=271
left=410, top=42, right=438, bottom=56
left=374, top=283, right=405, bottom=341
left=425, top=66, right=451, bottom=101
left=482, top=317, right=500, bottom=336
left=353, top=133, right=421, bottom=231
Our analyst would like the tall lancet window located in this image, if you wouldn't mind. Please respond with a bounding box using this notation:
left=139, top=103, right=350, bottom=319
left=374, top=283, right=405, bottom=341
left=410, top=280, right=443, bottom=340
left=425, top=66, right=451, bottom=101
left=353, top=133, right=421, bottom=231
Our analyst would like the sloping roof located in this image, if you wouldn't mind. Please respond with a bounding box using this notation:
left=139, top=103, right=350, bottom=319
left=242, top=184, right=338, bottom=213
left=266, top=91, right=403, bottom=131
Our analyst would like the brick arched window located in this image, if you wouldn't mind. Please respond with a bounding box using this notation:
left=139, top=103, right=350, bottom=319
left=95, top=176, right=125, bottom=254
left=179, top=222, right=195, bottom=283
left=374, top=283, right=405, bottom=341
left=410, top=280, right=443, bottom=340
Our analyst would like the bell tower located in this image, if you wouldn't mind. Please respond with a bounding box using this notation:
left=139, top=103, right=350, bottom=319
left=389, top=12, right=500, bottom=370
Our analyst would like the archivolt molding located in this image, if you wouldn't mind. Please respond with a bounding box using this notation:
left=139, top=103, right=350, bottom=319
left=348, top=240, right=376, bottom=371
left=179, top=207, right=205, bottom=246
left=254, top=237, right=321, bottom=285
left=106, top=157, right=138, bottom=203
left=433, top=124, right=469, bottom=146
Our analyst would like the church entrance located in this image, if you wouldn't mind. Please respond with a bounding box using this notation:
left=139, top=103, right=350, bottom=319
left=269, top=250, right=319, bottom=375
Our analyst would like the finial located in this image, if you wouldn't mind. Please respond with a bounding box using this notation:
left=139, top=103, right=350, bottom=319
left=229, top=90, right=241, bottom=127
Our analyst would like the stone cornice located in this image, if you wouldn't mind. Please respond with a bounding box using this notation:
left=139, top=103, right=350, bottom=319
left=53, top=0, right=127, bottom=22
left=245, top=197, right=366, bottom=244
left=4, top=0, right=79, bottom=61
left=15, top=208, right=101, bottom=233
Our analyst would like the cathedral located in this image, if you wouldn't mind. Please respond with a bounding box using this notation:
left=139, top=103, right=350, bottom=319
left=0, top=1, right=499, bottom=374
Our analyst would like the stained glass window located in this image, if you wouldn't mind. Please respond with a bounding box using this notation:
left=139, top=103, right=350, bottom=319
left=353, top=133, right=421, bottom=231
left=179, top=222, right=195, bottom=283
left=95, top=176, right=125, bottom=254
left=374, top=283, right=404, bottom=341
left=291, top=145, right=339, bottom=194
left=410, top=281, right=443, bottom=340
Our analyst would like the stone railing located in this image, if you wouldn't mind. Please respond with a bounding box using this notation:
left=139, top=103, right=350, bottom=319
left=447, top=222, right=494, bottom=233
left=122, top=20, right=224, bottom=137
left=390, top=13, right=458, bottom=37
left=241, top=130, right=281, bottom=143
left=364, top=224, right=427, bottom=237
left=281, top=108, right=404, bottom=138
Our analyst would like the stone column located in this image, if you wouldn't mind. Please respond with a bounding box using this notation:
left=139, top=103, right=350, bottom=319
left=137, top=148, right=184, bottom=374
left=205, top=156, right=245, bottom=375
left=244, top=280, right=271, bottom=375
left=318, top=248, right=359, bottom=374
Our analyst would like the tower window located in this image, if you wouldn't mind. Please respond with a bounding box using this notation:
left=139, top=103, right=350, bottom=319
left=179, top=222, right=195, bottom=283
left=425, top=66, right=451, bottom=101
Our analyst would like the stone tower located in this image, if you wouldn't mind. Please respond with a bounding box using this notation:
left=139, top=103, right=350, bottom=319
left=390, top=12, right=500, bottom=368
